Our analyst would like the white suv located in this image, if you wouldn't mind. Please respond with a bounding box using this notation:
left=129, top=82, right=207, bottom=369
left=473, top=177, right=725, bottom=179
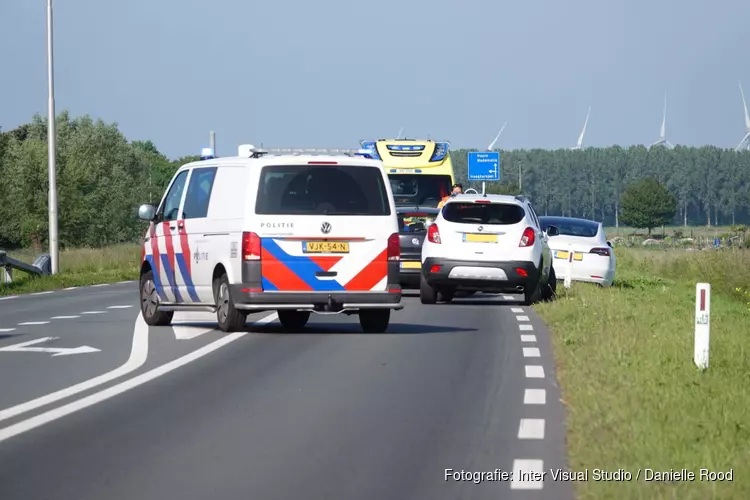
left=419, top=194, right=559, bottom=305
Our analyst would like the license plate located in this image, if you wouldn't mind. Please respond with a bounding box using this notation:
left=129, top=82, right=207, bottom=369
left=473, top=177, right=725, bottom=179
left=400, top=261, right=421, bottom=269
left=463, top=233, right=497, bottom=243
left=555, top=250, right=583, bottom=260
left=303, top=241, right=350, bottom=253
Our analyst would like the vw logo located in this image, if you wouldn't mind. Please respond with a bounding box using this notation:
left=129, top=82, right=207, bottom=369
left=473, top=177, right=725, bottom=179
left=411, top=237, right=420, bottom=246
left=320, top=222, right=331, bottom=234
left=477, top=226, right=484, bottom=232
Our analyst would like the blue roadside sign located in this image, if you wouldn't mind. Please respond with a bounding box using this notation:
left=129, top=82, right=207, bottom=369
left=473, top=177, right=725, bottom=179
left=467, top=151, right=500, bottom=182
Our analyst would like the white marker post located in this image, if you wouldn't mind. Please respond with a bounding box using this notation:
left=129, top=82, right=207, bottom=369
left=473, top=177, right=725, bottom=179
left=694, top=283, right=710, bottom=370
left=563, top=244, right=573, bottom=289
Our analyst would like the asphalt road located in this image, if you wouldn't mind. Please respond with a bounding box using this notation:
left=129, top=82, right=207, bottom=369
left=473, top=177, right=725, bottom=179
left=0, top=286, right=572, bottom=500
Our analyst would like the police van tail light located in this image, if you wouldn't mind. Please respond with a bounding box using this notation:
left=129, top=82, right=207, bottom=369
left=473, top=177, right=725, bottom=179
left=242, top=232, right=261, bottom=261
left=387, top=233, right=400, bottom=261
left=427, top=224, right=441, bottom=244
left=519, top=227, right=535, bottom=247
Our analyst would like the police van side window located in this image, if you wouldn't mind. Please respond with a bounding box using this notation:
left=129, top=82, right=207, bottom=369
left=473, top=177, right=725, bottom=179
left=157, top=170, right=189, bottom=222
left=182, top=167, right=217, bottom=219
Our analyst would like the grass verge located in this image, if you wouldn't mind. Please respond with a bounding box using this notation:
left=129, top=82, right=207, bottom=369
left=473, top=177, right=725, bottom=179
left=535, top=247, right=750, bottom=499
left=0, top=244, right=140, bottom=296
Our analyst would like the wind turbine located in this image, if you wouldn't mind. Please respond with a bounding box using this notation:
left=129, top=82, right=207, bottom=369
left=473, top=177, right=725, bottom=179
left=651, top=93, right=674, bottom=149
left=571, top=106, right=590, bottom=150
left=486, top=121, right=508, bottom=151
left=736, top=81, right=750, bottom=151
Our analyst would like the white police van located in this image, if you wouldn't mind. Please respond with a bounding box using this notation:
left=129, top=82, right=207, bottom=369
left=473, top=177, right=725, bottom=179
left=137, top=145, right=403, bottom=333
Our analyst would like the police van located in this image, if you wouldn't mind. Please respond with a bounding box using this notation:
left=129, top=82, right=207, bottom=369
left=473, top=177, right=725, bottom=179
left=137, top=145, right=403, bottom=333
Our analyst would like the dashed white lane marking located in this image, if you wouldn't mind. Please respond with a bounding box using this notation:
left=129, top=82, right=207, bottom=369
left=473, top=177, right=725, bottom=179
left=31, top=291, right=54, bottom=296
left=503, top=295, right=515, bottom=300
left=524, top=365, right=545, bottom=378
left=524, top=388, right=546, bottom=405
left=91, top=284, right=109, bottom=287
left=63, top=287, right=78, bottom=290
left=0, top=312, right=279, bottom=442
left=511, top=307, right=524, bottom=313
left=107, top=305, right=134, bottom=309
left=516, top=315, right=530, bottom=322
left=523, top=347, right=541, bottom=357
left=18, top=321, right=50, bottom=326
left=81, top=311, right=106, bottom=315
left=519, top=324, right=534, bottom=331
left=0, top=296, right=18, bottom=301
left=510, top=459, right=545, bottom=490
left=50, top=316, right=80, bottom=320
left=520, top=334, right=537, bottom=342
left=0, top=328, right=16, bottom=333
left=518, top=418, right=545, bottom=439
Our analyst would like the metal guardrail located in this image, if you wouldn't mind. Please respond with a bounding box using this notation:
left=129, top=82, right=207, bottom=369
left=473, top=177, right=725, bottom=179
left=0, top=250, right=52, bottom=284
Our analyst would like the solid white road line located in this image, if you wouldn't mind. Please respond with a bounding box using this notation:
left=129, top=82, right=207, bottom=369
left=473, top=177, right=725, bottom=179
left=519, top=324, right=534, bottom=331
left=524, top=388, right=546, bottom=405
left=520, top=334, right=537, bottom=342
left=510, top=459, right=545, bottom=490
left=0, top=312, right=279, bottom=443
left=524, top=365, right=545, bottom=378
left=91, top=284, right=109, bottom=287
left=0, top=314, right=149, bottom=423
left=518, top=418, right=545, bottom=439
left=18, top=321, right=50, bottom=326
left=50, top=316, right=81, bottom=320
left=63, top=287, right=78, bottom=290
left=516, top=315, right=530, bottom=322
left=0, top=296, right=18, bottom=301
left=116, top=280, right=135, bottom=284
left=0, top=328, right=16, bottom=333
left=81, top=311, right=106, bottom=315
left=511, top=307, right=524, bottom=313
left=31, top=291, right=54, bottom=296
left=107, top=305, right=134, bottom=309
left=523, top=347, right=541, bottom=357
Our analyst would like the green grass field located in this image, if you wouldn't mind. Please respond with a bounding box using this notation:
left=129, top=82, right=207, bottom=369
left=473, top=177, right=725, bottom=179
left=0, top=244, right=140, bottom=296
left=535, top=247, right=750, bottom=499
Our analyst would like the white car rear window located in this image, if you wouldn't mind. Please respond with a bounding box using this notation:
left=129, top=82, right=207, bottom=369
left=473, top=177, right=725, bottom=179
left=255, top=165, right=391, bottom=216
left=442, top=202, right=525, bottom=225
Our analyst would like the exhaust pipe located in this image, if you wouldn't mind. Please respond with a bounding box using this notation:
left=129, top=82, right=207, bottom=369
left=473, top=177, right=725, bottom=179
left=516, top=285, right=525, bottom=292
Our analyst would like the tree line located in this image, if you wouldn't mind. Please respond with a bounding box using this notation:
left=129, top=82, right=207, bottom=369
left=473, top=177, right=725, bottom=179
left=1, top=111, right=749, bottom=249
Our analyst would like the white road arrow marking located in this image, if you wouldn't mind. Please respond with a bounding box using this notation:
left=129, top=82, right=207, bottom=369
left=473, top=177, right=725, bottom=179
left=0, top=337, right=100, bottom=357
left=172, top=311, right=217, bottom=340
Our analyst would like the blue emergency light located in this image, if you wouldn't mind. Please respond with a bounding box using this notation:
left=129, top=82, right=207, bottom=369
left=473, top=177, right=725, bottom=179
left=200, top=147, right=215, bottom=160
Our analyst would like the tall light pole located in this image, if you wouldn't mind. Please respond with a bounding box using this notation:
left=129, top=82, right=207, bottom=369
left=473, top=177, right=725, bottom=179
left=47, top=0, right=59, bottom=274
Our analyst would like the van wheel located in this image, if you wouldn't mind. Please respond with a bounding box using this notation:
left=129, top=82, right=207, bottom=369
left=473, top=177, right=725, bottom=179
left=420, top=274, right=438, bottom=304
left=278, top=310, right=310, bottom=331
left=359, top=309, right=391, bottom=333
left=541, top=266, right=557, bottom=302
left=140, top=270, right=174, bottom=326
left=214, top=274, right=247, bottom=332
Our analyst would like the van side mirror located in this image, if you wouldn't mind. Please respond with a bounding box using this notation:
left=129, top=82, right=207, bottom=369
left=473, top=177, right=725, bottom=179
left=546, top=225, right=559, bottom=237
left=138, top=204, right=156, bottom=221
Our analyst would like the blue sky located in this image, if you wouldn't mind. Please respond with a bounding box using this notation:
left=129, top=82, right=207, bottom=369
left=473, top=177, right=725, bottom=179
left=2, top=0, right=749, bottom=159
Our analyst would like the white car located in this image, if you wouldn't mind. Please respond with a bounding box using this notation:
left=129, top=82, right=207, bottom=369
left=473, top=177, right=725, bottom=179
left=137, top=145, right=403, bottom=334
left=538, top=216, right=616, bottom=287
left=419, top=194, right=559, bottom=305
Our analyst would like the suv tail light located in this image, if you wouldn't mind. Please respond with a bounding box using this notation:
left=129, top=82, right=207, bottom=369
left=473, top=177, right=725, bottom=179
left=242, top=232, right=261, bottom=261
left=427, top=224, right=441, bottom=244
left=519, top=227, right=535, bottom=247
left=387, top=232, right=400, bottom=261
left=590, top=247, right=611, bottom=256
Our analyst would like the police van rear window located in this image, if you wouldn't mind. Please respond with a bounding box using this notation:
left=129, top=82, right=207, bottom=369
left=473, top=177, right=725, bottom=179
left=442, top=202, right=525, bottom=225
left=255, top=165, right=391, bottom=216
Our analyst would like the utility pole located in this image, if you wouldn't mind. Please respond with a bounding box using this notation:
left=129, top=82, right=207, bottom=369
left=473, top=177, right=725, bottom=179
left=518, top=161, right=522, bottom=192
left=210, top=131, right=216, bottom=155
left=47, top=0, right=59, bottom=274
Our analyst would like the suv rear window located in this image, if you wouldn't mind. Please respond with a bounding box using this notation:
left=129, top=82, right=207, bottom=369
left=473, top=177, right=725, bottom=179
left=442, top=202, right=525, bottom=225
left=255, top=165, right=391, bottom=215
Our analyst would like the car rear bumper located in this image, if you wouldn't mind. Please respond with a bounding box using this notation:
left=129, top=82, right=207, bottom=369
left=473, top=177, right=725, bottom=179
left=229, top=286, right=403, bottom=312
left=398, top=258, right=422, bottom=288
left=422, top=257, right=539, bottom=292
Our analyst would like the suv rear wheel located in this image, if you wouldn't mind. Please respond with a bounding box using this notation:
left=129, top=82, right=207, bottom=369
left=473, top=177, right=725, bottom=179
left=541, top=266, right=557, bottom=301
left=420, top=274, right=438, bottom=304
left=359, top=309, right=390, bottom=333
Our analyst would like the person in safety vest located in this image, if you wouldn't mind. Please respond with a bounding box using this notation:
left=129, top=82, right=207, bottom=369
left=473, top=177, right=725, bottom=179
left=438, top=183, right=464, bottom=209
